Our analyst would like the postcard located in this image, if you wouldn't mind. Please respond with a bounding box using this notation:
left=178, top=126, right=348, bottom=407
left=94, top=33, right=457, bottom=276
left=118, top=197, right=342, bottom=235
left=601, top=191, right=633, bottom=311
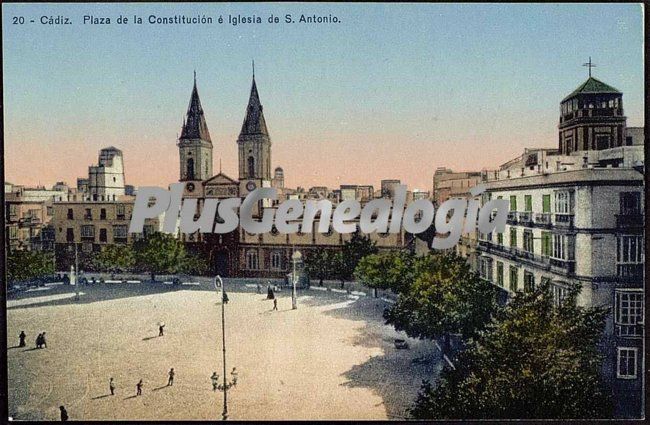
left=2, top=2, right=645, bottom=421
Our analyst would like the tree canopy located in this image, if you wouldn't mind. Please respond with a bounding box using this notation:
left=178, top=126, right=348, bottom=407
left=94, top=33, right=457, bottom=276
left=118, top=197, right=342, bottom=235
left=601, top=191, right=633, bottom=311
left=410, top=282, right=612, bottom=419
left=6, top=249, right=55, bottom=282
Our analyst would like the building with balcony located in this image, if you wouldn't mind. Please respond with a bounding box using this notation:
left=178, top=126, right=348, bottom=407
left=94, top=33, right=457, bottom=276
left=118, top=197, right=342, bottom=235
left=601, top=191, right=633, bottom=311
left=474, top=74, right=644, bottom=418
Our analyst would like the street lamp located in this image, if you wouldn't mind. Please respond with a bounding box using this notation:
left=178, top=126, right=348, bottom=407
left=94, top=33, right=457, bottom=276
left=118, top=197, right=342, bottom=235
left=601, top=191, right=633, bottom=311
left=213, top=275, right=237, bottom=420
left=291, top=250, right=302, bottom=310
left=74, top=243, right=79, bottom=301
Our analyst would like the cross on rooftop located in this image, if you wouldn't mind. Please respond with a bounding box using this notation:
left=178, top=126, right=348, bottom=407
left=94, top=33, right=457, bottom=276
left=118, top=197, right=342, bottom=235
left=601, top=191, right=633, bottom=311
left=582, top=57, right=596, bottom=77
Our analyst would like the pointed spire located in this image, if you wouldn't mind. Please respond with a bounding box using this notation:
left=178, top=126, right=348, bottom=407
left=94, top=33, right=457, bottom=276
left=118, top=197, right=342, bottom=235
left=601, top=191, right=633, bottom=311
left=180, top=72, right=212, bottom=142
left=239, top=70, right=269, bottom=137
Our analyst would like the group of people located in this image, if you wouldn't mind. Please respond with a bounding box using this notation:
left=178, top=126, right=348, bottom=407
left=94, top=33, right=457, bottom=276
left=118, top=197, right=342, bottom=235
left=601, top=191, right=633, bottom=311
left=36, top=332, right=47, bottom=349
left=17, top=331, right=47, bottom=349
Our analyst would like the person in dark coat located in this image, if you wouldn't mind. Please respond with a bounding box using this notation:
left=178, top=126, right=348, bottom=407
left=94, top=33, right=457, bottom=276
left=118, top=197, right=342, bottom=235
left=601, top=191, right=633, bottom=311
left=223, top=292, right=229, bottom=304
left=19, top=331, right=26, bottom=347
left=267, top=285, right=274, bottom=300
left=158, top=324, right=165, bottom=336
left=136, top=379, right=143, bottom=396
left=273, top=298, right=278, bottom=311
left=109, top=377, right=115, bottom=395
left=40, top=332, right=47, bottom=348
left=211, top=372, right=219, bottom=391
left=59, top=406, right=68, bottom=421
left=36, top=333, right=43, bottom=349
left=167, top=368, right=175, bottom=386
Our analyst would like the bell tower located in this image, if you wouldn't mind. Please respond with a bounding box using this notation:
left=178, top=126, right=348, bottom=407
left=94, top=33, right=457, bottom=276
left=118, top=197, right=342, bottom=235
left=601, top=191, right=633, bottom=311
left=178, top=72, right=213, bottom=195
left=237, top=65, right=272, bottom=202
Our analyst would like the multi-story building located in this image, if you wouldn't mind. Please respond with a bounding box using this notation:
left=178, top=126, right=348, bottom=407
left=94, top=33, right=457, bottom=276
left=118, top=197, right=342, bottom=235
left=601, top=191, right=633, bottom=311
left=380, top=179, right=401, bottom=198
left=474, top=74, right=644, bottom=418
left=52, top=193, right=162, bottom=270
left=431, top=167, right=482, bottom=206
left=5, top=183, right=70, bottom=252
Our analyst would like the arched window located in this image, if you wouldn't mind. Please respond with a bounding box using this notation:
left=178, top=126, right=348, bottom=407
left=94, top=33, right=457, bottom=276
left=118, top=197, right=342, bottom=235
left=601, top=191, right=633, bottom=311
left=187, top=158, right=194, bottom=180
left=246, top=249, right=259, bottom=270
left=248, top=156, right=255, bottom=177
left=271, top=251, right=283, bottom=270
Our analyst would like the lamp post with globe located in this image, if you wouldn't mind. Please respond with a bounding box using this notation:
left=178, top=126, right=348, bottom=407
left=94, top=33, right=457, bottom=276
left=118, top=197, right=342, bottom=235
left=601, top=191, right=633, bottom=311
left=291, top=250, right=302, bottom=310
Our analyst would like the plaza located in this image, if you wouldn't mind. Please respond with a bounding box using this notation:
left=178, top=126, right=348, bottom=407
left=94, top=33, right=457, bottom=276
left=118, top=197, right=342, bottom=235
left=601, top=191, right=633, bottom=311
left=7, top=279, right=441, bottom=420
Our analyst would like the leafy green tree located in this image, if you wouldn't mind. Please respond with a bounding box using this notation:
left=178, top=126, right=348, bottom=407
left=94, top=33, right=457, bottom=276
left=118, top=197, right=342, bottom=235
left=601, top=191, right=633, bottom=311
left=410, top=282, right=612, bottom=419
left=133, top=232, right=189, bottom=281
left=180, top=253, right=209, bottom=276
left=338, top=232, right=378, bottom=287
left=354, top=250, right=416, bottom=294
left=92, top=244, right=135, bottom=277
left=6, top=250, right=55, bottom=282
left=384, top=252, right=498, bottom=349
left=304, top=249, right=332, bottom=286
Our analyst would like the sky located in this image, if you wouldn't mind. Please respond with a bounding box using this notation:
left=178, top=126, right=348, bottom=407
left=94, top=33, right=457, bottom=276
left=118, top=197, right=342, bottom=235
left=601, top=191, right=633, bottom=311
left=2, top=3, right=645, bottom=191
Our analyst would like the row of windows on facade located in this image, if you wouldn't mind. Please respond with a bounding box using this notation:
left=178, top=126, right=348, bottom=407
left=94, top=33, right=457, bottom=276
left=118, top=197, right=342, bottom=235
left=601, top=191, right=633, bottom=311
left=64, top=225, right=154, bottom=242
left=66, top=205, right=128, bottom=220
left=245, top=249, right=287, bottom=271
left=482, top=231, right=643, bottom=277
left=486, top=191, right=641, bottom=216
left=561, top=96, right=621, bottom=114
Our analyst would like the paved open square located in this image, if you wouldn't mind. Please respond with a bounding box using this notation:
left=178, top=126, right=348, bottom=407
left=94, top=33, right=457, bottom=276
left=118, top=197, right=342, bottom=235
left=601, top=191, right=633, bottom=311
left=7, top=280, right=441, bottom=420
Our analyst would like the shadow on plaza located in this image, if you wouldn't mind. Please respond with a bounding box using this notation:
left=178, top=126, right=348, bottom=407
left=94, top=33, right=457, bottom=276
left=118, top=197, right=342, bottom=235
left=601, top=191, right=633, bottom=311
left=6, top=281, right=214, bottom=311
left=320, top=296, right=444, bottom=420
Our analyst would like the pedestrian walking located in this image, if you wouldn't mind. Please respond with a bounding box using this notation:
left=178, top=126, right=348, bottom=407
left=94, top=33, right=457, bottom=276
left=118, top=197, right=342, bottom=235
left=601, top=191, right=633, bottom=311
left=267, top=285, right=274, bottom=300
left=40, top=332, right=47, bottom=348
left=35, top=333, right=43, bottom=349
left=109, top=378, right=115, bottom=395
left=273, top=298, right=278, bottom=311
left=19, top=331, right=26, bottom=347
left=158, top=323, right=165, bottom=336
left=210, top=372, right=219, bottom=391
left=167, top=368, right=175, bottom=386
left=59, top=406, right=68, bottom=421
left=136, top=379, right=143, bottom=396
left=223, top=291, right=229, bottom=304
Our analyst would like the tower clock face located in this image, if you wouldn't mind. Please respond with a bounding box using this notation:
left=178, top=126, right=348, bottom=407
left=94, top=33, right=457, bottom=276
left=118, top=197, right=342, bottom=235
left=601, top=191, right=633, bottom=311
left=186, top=182, right=195, bottom=192
left=246, top=181, right=257, bottom=191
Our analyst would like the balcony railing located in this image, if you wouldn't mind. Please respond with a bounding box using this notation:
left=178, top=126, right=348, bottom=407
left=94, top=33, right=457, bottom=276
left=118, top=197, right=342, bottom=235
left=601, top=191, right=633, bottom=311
left=478, top=241, right=553, bottom=270
left=550, top=258, right=576, bottom=274
left=518, top=212, right=532, bottom=225
left=534, top=213, right=551, bottom=226
left=617, top=264, right=644, bottom=279
left=616, top=323, right=643, bottom=338
left=616, top=213, right=644, bottom=228
left=554, top=214, right=574, bottom=228
left=507, top=211, right=518, bottom=224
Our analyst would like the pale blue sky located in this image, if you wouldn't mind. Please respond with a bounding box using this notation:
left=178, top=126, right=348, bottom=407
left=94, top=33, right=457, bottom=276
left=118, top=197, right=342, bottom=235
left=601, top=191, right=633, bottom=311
left=3, top=3, right=644, bottom=190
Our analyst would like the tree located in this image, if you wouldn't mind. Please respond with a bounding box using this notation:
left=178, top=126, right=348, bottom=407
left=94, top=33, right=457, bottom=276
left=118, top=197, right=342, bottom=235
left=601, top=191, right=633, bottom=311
left=338, top=232, right=378, bottom=287
left=180, top=253, right=209, bottom=276
left=410, top=281, right=612, bottom=419
left=92, top=244, right=135, bottom=277
left=7, top=250, right=55, bottom=283
left=304, top=249, right=332, bottom=286
left=133, top=232, right=189, bottom=281
left=354, top=250, right=416, bottom=294
left=383, top=252, right=498, bottom=349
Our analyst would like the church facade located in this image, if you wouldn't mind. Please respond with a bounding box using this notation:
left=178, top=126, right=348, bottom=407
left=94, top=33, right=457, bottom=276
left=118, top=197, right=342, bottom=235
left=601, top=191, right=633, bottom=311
left=175, top=73, right=409, bottom=278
